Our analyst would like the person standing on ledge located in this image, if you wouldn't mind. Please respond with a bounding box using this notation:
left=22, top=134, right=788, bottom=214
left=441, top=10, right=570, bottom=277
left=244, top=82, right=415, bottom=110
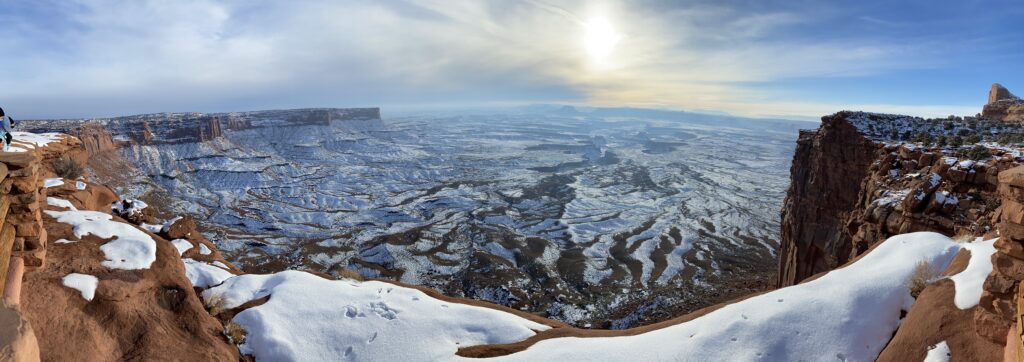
left=0, top=107, right=15, bottom=152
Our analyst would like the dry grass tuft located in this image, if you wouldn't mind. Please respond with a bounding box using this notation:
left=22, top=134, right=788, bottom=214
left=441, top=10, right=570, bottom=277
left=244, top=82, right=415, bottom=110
left=53, top=156, right=84, bottom=180
left=952, top=230, right=976, bottom=242
left=205, top=294, right=226, bottom=316
left=908, top=260, right=939, bottom=298
left=335, top=267, right=365, bottom=281
left=224, top=321, right=247, bottom=345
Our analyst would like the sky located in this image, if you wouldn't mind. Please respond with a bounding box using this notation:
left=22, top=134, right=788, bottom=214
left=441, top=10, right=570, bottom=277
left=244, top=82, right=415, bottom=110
left=1, top=0, right=1022, bottom=120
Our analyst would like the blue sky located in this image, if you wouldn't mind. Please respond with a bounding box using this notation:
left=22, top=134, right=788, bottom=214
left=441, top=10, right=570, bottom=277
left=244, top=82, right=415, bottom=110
left=0, top=0, right=1021, bottom=119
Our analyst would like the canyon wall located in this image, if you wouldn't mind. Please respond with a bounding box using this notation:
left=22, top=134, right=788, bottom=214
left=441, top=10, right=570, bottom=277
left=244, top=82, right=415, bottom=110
left=22, top=107, right=382, bottom=145
left=778, top=111, right=1018, bottom=287
left=776, top=113, right=878, bottom=287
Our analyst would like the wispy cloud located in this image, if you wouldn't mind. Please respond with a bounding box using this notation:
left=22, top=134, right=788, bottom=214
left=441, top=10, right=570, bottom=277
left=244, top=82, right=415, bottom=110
left=0, top=0, right=1019, bottom=119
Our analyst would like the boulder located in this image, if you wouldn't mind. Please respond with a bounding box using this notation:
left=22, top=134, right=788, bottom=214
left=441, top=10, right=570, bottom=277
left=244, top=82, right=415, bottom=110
left=162, top=216, right=198, bottom=240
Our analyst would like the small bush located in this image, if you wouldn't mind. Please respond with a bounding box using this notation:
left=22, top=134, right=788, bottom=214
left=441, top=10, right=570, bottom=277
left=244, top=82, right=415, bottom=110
left=224, top=321, right=247, bottom=345
left=952, top=231, right=976, bottom=242
left=205, top=294, right=225, bottom=316
left=908, top=260, right=938, bottom=298
left=335, top=267, right=365, bottom=281
left=53, top=156, right=84, bottom=180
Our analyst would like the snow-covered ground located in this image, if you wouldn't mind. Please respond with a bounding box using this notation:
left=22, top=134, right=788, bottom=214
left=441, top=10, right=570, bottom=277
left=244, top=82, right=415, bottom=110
left=201, top=232, right=969, bottom=362
left=203, top=271, right=550, bottom=361
left=7, top=131, right=64, bottom=152
left=44, top=208, right=157, bottom=270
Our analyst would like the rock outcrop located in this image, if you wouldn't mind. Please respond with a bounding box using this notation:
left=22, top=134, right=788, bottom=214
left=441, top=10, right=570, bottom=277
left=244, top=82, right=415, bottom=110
left=976, top=166, right=1024, bottom=343
left=983, top=83, right=1024, bottom=123
left=0, top=133, right=241, bottom=360
left=777, top=113, right=878, bottom=286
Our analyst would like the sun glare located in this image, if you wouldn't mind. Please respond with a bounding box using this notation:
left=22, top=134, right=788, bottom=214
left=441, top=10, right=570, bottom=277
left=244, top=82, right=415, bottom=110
left=583, top=17, right=621, bottom=64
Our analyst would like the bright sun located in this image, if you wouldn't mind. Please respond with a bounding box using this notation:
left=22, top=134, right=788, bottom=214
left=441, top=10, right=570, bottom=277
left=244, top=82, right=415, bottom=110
left=583, top=17, right=622, bottom=64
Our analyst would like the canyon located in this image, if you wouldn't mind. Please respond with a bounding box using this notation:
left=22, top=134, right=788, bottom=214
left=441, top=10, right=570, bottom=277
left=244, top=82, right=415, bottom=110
left=23, top=107, right=805, bottom=328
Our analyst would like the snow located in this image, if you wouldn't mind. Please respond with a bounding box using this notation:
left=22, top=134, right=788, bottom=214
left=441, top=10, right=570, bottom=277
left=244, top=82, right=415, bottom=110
left=44, top=178, right=65, bottom=188
left=140, top=223, right=163, bottom=233
left=43, top=209, right=157, bottom=270
left=171, top=239, right=193, bottom=256
left=948, top=238, right=997, bottom=309
left=8, top=132, right=63, bottom=152
left=62, top=273, right=98, bottom=301
left=198, top=243, right=212, bottom=255
left=481, top=232, right=961, bottom=362
left=933, top=191, right=959, bottom=206
left=203, top=271, right=550, bottom=361
left=161, top=216, right=183, bottom=233
left=957, top=160, right=975, bottom=169
left=111, top=199, right=148, bottom=216
left=873, top=189, right=910, bottom=206
left=183, top=258, right=234, bottom=288
left=924, top=340, right=951, bottom=362
left=54, top=239, right=76, bottom=244
left=46, top=197, right=77, bottom=210
left=76, top=181, right=87, bottom=190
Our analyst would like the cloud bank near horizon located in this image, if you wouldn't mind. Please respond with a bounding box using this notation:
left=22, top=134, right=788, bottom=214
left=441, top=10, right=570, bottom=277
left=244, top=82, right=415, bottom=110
left=1, top=0, right=1021, bottom=119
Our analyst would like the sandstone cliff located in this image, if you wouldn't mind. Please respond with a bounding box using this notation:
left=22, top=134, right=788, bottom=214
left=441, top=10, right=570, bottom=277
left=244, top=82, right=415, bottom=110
left=982, top=83, right=1024, bottom=123
left=778, top=111, right=1021, bottom=287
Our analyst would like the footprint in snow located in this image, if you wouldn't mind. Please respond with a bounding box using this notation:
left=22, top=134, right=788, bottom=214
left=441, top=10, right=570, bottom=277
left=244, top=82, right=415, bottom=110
left=345, top=306, right=359, bottom=318
left=777, top=298, right=783, bottom=302
left=367, top=332, right=378, bottom=343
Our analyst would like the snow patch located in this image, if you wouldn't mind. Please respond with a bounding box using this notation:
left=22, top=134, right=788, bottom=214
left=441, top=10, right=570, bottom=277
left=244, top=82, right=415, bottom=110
left=183, top=258, right=234, bottom=288
left=44, top=178, right=65, bottom=188
left=46, top=197, right=76, bottom=210
left=44, top=210, right=157, bottom=270
left=9, top=132, right=63, bottom=152
left=948, top=238, right=997, bottom=309
left=171, top=239, right=193, bottom=256
left=62, top=273, right=98, bottom=301
left=924, top=340, right=951, bottom=362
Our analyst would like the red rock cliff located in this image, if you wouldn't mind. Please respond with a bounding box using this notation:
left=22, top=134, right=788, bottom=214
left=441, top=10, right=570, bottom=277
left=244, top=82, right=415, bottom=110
left=777, top=112, right=878, bottom=287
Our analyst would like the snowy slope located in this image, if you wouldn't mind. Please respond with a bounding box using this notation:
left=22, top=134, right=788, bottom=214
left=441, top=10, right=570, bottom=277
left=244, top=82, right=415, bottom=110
left=203, top=232, right=962, bottom=362
left=203, top=271, right=550, bottom=361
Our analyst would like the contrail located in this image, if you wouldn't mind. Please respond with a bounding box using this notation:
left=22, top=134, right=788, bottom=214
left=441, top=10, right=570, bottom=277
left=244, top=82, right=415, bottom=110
left=520, top=0, right=587, bottom=26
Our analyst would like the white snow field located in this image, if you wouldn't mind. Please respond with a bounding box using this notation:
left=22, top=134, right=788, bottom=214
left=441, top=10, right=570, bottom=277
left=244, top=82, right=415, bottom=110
left=62, top=273, right=98, bottom=301
left=205, top=232, right=962, bottom=361
left=203, top=271, right=550, bottom=361
left=44, top=209, right=157, bottom=270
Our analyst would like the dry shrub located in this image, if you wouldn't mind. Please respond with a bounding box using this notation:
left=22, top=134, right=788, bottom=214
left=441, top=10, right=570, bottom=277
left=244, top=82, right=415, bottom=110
left=53, top=156, right=84, bottom=180
left=335, top=267, right=364, bottom=281
left=952, top=231, right=976, bottom=242
left=205, top=294, right=226, bottom=316
left=908, top=260, right=938, bottom=298
left=224, top=321, right=247, bottom=345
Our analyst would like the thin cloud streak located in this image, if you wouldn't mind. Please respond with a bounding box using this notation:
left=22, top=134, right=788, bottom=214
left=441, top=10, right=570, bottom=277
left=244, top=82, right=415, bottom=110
left=0, top=0, right=1018, bottom=119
